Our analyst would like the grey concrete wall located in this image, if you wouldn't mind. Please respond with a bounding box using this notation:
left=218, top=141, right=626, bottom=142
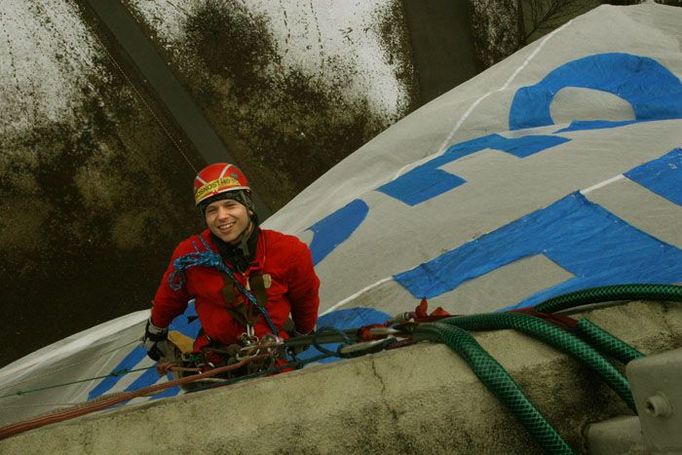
left=468, top=1, right=656, bottom=68
left=123, top=0, right=419, bottom=210
left=0, top=1, right=421, bottom=367
left=0, top=1, right=203, bottom=367
left=2, top=300, right=680, bottom=454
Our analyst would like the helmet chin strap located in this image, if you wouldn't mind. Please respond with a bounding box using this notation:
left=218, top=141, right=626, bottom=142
left=235, top=216, right=255, bottom=257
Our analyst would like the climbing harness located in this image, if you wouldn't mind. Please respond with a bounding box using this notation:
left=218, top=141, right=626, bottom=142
left=168, top=235, right=278, bottom=336
left=1, top=283, right=681, bottom=452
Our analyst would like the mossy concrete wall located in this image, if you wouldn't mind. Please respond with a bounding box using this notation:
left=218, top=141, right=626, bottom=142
left=2, top=301, right=680, bottom=454
left=0, top=1, right=203, bottom=367
left=124, top=0, right=419, bottom=210
left=0, top=0, right=419, bottom=367
left=468, top=1, right=654, bottom=68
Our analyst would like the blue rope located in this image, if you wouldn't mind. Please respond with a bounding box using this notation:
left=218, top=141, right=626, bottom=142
left=168, top=236, right=279, bottom=336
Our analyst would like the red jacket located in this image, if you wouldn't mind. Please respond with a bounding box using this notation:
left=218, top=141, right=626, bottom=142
left=152, top=229, right=320, bottom=345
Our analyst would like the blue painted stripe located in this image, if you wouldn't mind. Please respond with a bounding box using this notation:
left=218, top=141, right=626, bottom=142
left=88, top=302, right=200, bottom=400
left=307, top=199, right=369, bottom=265
left=394, top=192, right=682, bottom=309
left=124, top=365, right=164, bottom=393
left=377, top=134, right=569, bottom=206
left=510, top=53, right=682, bottom=130
left=377, top=165, right=465, bottom=207
left=625, top=148, right=682, bottom=206
left=554, top=120, right=638, bottom=133
left=88, top=346, right=148, bottom=400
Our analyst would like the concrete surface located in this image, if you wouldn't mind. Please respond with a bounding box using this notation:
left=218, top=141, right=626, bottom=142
left=0, top=0, right=203, bottom=367
left=2, top=300, right=680, bottom=454
left=79, top=0, right=271, bottom=218
left=586, top=416, right=645, bottom=454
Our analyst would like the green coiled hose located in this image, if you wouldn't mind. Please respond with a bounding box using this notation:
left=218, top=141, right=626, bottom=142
left=406, top=284, right=681, bottom=453
left=534, top=283, right=682, bottom=314
left=575, top=318, right=644, bottom=364
left=440, top=313, right=636, bottom=412
left=414, top=322, right=575, bottom=454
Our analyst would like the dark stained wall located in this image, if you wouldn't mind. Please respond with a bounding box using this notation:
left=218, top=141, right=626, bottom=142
left=403, top=0, right=481, bottom=103
left=0, top=0, right=419, bottom=367
left=0, top=2, right=203, bottom=367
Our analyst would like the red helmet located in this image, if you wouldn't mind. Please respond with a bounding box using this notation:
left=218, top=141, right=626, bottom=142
left=193, top=163, right=250, bottom=206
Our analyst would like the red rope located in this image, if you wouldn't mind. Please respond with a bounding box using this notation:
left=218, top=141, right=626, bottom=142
left=509, top=308, right=579, bottom=330
left=0, top=354, right=271, bottom=441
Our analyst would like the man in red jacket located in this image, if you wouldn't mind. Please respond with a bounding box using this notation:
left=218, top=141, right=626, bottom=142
left=143, top=162, right=320, bottom=363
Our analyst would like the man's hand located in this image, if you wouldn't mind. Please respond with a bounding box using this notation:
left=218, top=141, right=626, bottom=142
left=288, top=329, right=313, bottom=355
left=142, top=319, right=169, bottom=361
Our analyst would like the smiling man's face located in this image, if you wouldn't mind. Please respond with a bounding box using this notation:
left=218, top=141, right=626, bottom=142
left=204, top=198, right=252, bottom=244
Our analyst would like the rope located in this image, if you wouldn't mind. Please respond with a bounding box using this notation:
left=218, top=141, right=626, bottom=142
left=3, top=283, right=680, bottom=449
left=0, top=355, right=271, bottom=441
left=308, top=326, right=354, bottom=357
left=186, top=352, right=337, bottom=394
left=0, top=348, right=335, bottom=440
left=168, top=236, right=278, bottom=335
left=0, top=366, right=155, bottom=400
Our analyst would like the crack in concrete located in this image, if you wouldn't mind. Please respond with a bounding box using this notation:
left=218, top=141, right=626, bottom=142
left=660, top=302, right=682, bottom=345
left=369, top=357, right=401, bottom=422
left=370, top=357, right=387, bottom=394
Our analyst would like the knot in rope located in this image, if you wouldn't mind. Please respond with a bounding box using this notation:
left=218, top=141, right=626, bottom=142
left=169, top=238, right=224, bottom=291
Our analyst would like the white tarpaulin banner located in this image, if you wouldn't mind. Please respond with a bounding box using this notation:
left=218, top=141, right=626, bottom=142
left=1, top=4, right=680, bottom=427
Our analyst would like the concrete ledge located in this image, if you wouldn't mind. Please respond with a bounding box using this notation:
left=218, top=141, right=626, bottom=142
left=2, top=301, right=681, bottom=454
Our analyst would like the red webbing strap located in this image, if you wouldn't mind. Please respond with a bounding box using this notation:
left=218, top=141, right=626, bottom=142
left=510, top=307, right=579, bottom=330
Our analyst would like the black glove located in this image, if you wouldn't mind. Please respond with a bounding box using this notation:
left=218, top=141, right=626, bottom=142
left=142, top=319, right=169, bottom=361
left=288, top=329, right=312, bottom=355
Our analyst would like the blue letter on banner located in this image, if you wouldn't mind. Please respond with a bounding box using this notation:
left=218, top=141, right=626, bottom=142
left=625, top=148, right=682, bottom=206
left=307, top=199, right=369, bottom=265
left=377, top=134, right=569, bottom=206
left=394, top=192, right=682, bottom=309
left=509, top=53, right=682, bottom=130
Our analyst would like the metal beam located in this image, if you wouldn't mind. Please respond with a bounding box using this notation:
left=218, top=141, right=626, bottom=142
left=402, top=0, right=480, bottom=103
left=81, top=0, right=272, bottom=219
